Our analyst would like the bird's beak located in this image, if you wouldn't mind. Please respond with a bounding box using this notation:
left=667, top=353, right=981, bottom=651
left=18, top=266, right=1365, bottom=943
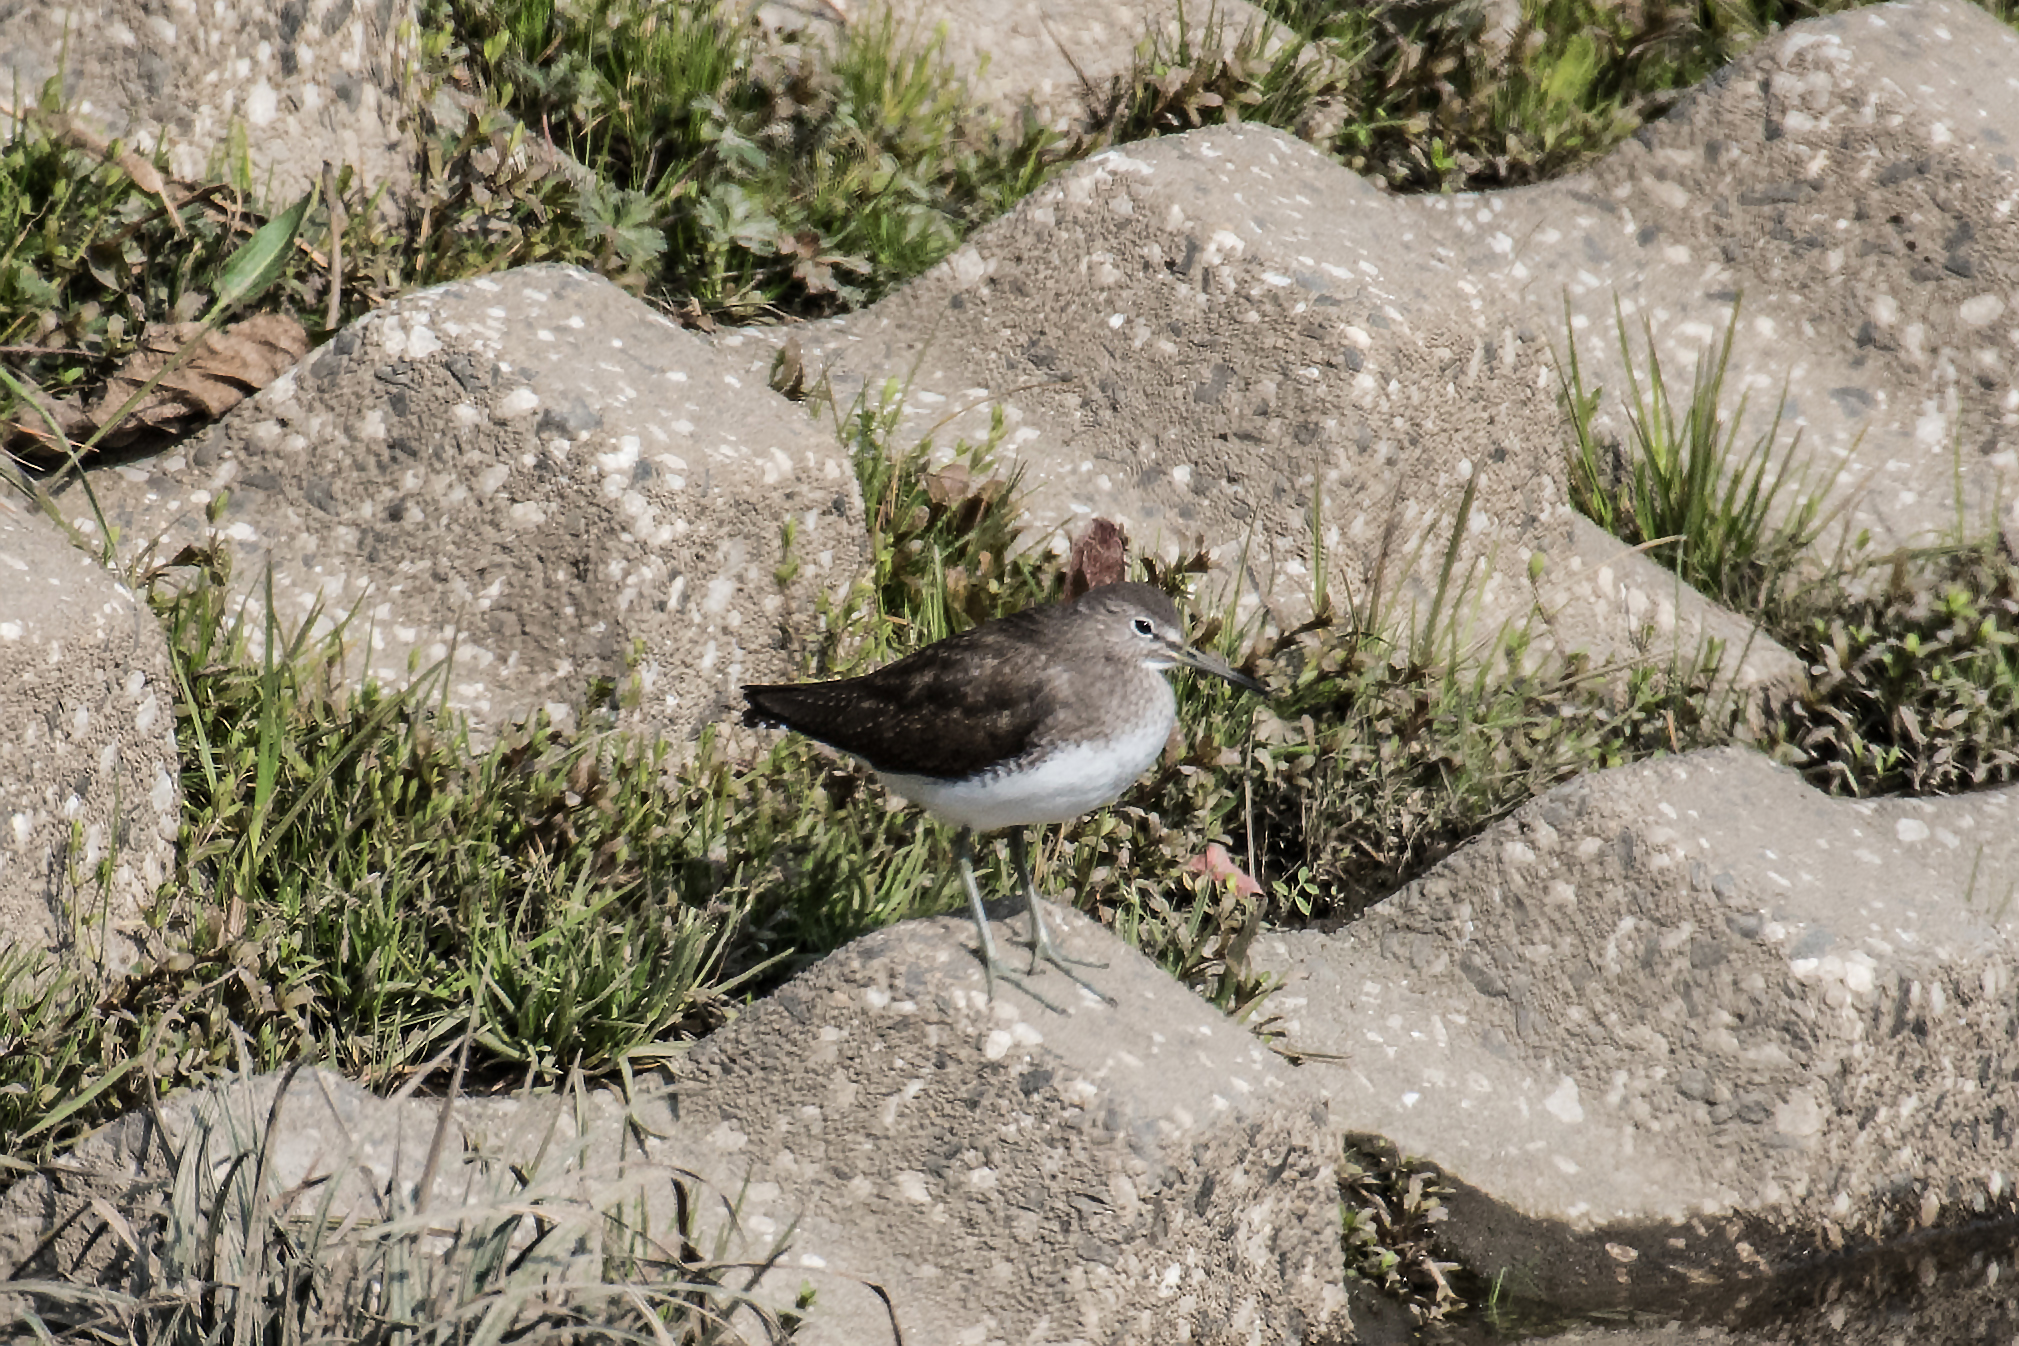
left=1171, top=642, right=1268, bottom=696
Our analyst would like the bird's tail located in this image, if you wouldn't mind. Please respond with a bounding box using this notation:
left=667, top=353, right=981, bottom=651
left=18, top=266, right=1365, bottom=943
left=740, top=684, right=793, bottom=730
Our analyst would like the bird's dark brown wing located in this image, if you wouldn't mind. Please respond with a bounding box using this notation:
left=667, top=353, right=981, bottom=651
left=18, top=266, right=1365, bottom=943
left=743, top=610, right=1067, bottom=779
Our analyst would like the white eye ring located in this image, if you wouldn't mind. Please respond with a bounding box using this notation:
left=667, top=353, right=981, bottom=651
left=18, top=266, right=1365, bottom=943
left=1132, top=616, right=1155, bottom=637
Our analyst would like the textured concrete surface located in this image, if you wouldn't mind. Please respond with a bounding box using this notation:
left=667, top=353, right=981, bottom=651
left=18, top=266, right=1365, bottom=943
left=630, top=913, right=1347, bottom=1345
left=82, top=265, right=868, bottom=743
left=1485, top=0, right=2019, bottom=563
left=0, top=501, right=178, bottom=978
left=1552, top=513, right=1805, bottom=711
left=0, top=1062, right=614, bottom=1305
left=1259, top=746, right=2019, bottom=1313
left=11, top=2, right=2019, bottom=1336
left=719, top=119, right=1800, bottom=693
left=735, top=121, right=1585, bottom=648
left=2, top=914, right=1349, bottom=1346
left=0, top=0, right=419, bottom=207
left=727, top=0, right=2019, bottom=658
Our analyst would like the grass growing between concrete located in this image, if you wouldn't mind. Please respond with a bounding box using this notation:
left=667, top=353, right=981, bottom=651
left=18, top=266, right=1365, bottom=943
left=0, top=370, right=1734, bottom=1163
left=1564, top=302, right=2019, bottom=801
left=7, top=0, right=2019, bottom=1334
left=4, top=1059, right=813, bottom=1343
left=0, top=84, right=661, bottom=462
left=0, top=375, right=1739, bottom=1331
left=1335, top=298, right=2019, bottom=1333
left=13, top=0, right=2019, bottom=450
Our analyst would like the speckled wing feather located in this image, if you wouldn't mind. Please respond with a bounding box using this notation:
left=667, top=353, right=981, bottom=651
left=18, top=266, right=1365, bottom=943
left=742, top=608, right=1067, bottom=780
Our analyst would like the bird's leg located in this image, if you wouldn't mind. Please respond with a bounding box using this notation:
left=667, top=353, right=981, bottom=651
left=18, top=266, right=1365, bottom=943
left=1011, top=830, right=1115, bottom=1005
left=955, top=829, right=1064, bottom=1014
left=954, top=828, right=1000, bottom=988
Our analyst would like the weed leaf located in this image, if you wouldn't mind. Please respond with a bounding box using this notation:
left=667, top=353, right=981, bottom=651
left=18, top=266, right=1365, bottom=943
left=207, top=190, right=312, bottom=318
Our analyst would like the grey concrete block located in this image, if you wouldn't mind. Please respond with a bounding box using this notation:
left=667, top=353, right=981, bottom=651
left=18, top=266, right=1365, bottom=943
left=0, top=0, right=419, bottom=208
left=731, top=123, right=1580, bottom=647
left=0, top=501, right=177, bottom=978
left=1442, top=0, right=2019, bottom=563
left=721, top=0, right=2019, bottom=662
left=84, top=264, right=869, bottom=744
left=1, top=915, right=1350, bottom=1345
left=1261, top=746, right=2019, bottom=1313
left=628, top=913, right=1348, bottom=1344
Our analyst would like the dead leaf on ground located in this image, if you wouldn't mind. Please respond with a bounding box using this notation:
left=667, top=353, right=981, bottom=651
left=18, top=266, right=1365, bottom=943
left=7, top=312, right=309, bottom=461
left=1066, top=517, right=1129, bottom=600
left=920, top=461, right=971, bottom=506
left=673, top=296, right=717, bottom=333
left=768, top=335, right=806, bottom=401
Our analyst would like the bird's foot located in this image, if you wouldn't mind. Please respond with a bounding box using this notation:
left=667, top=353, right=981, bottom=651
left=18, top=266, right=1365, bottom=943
left=1029, top=942, right=1117, bottom=1006
left=961, top=831, right=1112, bottom=1010
left=1028, top=927, right=1108, bottom=972
left=972, top=946, right=1069, bottom=1015
left=1026, top=911, right=1117, bottom=1006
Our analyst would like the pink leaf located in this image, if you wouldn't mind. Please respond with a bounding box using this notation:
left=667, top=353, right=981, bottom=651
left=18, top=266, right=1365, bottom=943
left=1184, top=842, right=1262, bottom=898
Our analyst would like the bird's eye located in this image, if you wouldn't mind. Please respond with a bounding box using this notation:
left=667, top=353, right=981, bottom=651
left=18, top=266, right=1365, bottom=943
left=1132, top=617, right=1155, bottom=637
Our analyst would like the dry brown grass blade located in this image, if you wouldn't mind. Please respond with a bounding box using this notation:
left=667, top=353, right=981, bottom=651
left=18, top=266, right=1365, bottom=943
left=322, top=161, right=347, bottom=332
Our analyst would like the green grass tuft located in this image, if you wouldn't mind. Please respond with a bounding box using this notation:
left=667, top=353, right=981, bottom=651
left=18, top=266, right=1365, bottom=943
left=1771, top=545, right=2019, bottom=796
left=1560, top=295, right=2019, bottom=802
left=1265, top=0, right=2016, bottom=192
left=447, top=0, right=1061, bottom=316
left=1562, top=295, right=1854, bottom=619
left=2, top=363, right=1744, bottom=1161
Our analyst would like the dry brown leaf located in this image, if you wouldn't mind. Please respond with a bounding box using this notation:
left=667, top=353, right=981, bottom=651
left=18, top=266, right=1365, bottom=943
left=6, top=312, right=310, bottom=462
left=920, top=461, right=971, bottom=506
left=3, top=388, right=88, bottom=459
left=767, top=335, right=806, bottom=401
left=674, top=295, right=717, bottom=333
left=87, top=312, right=310, bottom=448
left=1066, top=517, right=1129, bottom=600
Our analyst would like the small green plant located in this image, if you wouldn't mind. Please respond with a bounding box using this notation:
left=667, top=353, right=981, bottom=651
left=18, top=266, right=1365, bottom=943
left=1561, top=295, right=1853, bottom=618
left=823, top=378, right=1052, bottom=666
left=1339, top=1138, right=1469, bottom=1325
left=162, top=555, right=761, bottom=1080
left=1286, top=0, right=1838, bottom=192
left=1559, top=290, right=2019, bottom=801
left=1770, top=544, right=2019, bottom=796
left=1079, top=1, right=1352, bottom=147
left=1232, top=618, right=1724, bottom=924
left=449, top=0, right=1062, bottom=316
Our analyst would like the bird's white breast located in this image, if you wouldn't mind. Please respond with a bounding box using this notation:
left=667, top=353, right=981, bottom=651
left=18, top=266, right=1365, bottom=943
left=874, top=699, right=1175, bottom=833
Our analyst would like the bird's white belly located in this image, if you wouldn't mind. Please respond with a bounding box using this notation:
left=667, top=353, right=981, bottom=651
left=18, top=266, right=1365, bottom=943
left=875, top=715, right=1172, bottom=833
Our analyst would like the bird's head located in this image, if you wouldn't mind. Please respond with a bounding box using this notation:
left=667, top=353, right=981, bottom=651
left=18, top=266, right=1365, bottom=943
left=1075, top=582, right=1267, bottom=695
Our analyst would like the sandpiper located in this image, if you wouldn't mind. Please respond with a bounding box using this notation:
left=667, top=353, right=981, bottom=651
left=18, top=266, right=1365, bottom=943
left=743, top=581, right=1266, bottom=1005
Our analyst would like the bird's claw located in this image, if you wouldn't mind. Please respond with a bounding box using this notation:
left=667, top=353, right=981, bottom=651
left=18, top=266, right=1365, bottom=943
left=1027, top=928, right=1108, bottom=974
left=975, top=948, right=1069, bottom=1014
left=1027, top=939, right=1117, bottom=1006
